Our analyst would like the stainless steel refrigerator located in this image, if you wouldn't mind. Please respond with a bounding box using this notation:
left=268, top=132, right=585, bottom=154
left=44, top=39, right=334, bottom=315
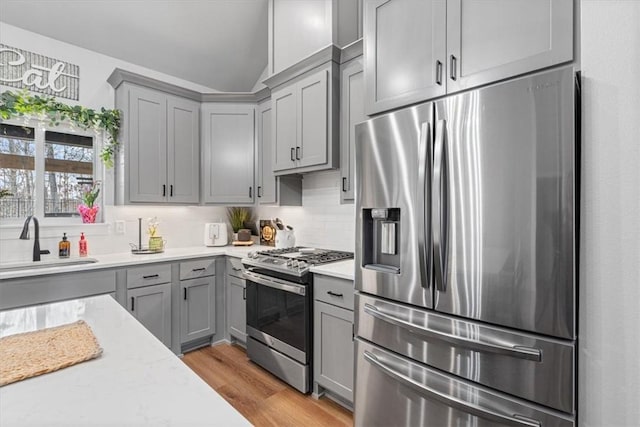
left=354, top=66, right=577, bottom=426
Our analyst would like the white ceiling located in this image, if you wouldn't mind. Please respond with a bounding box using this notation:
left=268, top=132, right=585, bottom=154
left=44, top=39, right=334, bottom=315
left=0, top=0, right=269, bottom=92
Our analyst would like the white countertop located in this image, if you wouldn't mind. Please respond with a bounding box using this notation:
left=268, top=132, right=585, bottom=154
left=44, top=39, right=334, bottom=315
left=0, top=244, right=273, bottom=280
left=1, top=245, right=355, bottom=281
left=0, top=295, right=249, bottom=427
left=310, top=259, right=355, bottom=281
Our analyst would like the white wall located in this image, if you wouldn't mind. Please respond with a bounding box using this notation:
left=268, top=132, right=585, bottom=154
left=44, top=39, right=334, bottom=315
left=579, top=2, right=640, bottom=425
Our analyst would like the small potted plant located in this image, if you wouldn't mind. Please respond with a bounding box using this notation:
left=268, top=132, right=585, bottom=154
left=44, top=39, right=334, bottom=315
left=147, top=217, right=164, bottom=251
left=78, top=181, right=100, bottom=223
left=227, top=207, right=253, bottom=241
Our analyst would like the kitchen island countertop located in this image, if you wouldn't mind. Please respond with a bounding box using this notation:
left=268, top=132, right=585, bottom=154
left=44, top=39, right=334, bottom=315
left=0, top=294, right=250, bottom=427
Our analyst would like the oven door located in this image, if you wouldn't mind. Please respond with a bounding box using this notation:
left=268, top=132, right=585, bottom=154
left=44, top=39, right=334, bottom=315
left=244, top=270, right=310, bottom=364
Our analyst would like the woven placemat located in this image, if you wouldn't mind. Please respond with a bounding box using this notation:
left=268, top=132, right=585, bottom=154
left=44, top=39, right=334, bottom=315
left=0, top=320, right=103, bottom=386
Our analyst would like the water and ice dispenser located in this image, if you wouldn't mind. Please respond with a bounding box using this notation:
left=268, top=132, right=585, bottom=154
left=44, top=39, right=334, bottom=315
left=362, top=208, right=401, bottom=274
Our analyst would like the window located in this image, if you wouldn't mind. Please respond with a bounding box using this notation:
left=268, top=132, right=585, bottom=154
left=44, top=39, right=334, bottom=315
left=0, top=122, right=100, bottom=221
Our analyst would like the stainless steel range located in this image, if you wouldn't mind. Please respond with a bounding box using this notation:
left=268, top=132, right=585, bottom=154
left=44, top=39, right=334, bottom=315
left=241, top=247, right=353, bottom=393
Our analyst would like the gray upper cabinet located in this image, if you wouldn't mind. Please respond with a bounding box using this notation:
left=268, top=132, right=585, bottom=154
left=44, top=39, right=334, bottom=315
left=166, top=96, right=200, bottom=203
left=128, top=85, right=168, bottom=203
left=364, top=0, right=573, bottom=115
left=270, top=63, right=339, bottom=175
left=202, top=104, right=255, bottom=204
left=257, top=100, right=277, bottom=204
left=340, top=56, right=365, bottom=203
left=364, top=0, right=446, bottom=115
left=118, top=83, right=200, bottom=204
left=446, top=0, right=573, bottom=92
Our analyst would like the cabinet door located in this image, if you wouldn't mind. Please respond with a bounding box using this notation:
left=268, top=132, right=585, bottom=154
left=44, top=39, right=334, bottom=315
left=257, top=101, right=277, bottom=204
left=297, top=69, right=329, bottom=168
left=314, top=300, right=354, bottom=403
left=340, top=57, right=365, bottom=203
left=180, top=276, right=216, bottom=344
left=227, top=276, right=247, bottom=343
left=128, top=85, right=167, bottom=202
left=202, top=104, right=255, bottom=204
left=446, top=0, right=573, bottom=92
left=167, top=96, right=199, bottom=203
left=128, top=283, right=172, bottom=347
left=271, top=86, right=297, bottom=172
left=364, top=0, right=446, bottom=115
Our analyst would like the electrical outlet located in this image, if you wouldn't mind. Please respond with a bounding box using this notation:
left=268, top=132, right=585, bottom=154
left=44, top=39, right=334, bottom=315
left=115, top=220, right=126, bottom=235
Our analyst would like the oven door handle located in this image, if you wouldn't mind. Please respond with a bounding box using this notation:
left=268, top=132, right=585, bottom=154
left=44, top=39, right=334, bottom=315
left=243, top=270, right=306, bottom=296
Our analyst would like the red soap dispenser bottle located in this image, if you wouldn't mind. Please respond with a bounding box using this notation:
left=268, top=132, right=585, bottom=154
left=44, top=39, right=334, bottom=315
left=79, top=232, right=88, bottom=257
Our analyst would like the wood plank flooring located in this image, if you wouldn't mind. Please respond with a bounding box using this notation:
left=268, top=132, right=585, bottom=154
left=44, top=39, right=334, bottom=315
left=182, top=343, right=353, bottom=427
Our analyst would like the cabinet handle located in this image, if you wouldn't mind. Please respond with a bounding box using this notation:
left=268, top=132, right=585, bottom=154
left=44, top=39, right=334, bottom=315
left=257, top=186, right=262, bottom=198
left=184, top=287, right=188, bottom=300
left=435, top=60, right=443, bottom=86
left=143, top=274, right=159, bottom=279
left=162, top=184, right=166, bottom=197
left=170, top=185, right=173, bottom=197
left=327, top=291, right=344, bottom=298
left=249, top=187, right=252, bottom=198
left=291, top=147, right=295, bottom=161
left=243, top=287, right=246, bottom=300
left=130, top=297, right=135, bottom=311
left=450, top=55, right=457, bottom=81
left=342, top=177, right=347, bottom=192
left=192, top=268, right=206, bottom=272
left=295, top=146, right=301, bottom=160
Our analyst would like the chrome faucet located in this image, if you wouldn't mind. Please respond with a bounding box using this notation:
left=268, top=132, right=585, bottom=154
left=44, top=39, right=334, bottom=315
left=19, top=216, right=51, bottom=261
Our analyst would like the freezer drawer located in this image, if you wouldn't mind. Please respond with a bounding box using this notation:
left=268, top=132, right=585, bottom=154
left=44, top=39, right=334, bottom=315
left=356, top=293, right=575, bottom=414
left=355, top=339, right=574, bottom=427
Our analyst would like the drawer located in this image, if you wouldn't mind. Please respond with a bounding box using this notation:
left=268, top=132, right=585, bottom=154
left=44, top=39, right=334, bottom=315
left=180, top=258, right=216, bottom=280
left=226, top=257, right=245, bottom=279
left=314, top=275, right=354, bottom=310
left=127, top=264, right=172, bottom=289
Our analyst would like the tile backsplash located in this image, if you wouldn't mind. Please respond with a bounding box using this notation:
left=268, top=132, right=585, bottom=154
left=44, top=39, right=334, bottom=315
left=0, top=170, right=355, bottom=263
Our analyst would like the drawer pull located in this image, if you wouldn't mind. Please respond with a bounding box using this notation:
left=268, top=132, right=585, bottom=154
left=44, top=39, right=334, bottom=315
left=184, top=288, right=188, bottom=300
left=143, top=274, right=159, bottom=279
left=191, top=268, right=206, bottom=272
left=327, top=291, right=344, bottom=298
left=130, top=297, right=135, bottom=311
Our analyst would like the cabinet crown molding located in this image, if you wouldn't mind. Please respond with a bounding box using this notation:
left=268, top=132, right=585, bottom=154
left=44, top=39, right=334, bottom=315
left=262, top=44, right=342, bottom=90
left=107, top=68, right=271, bottom=103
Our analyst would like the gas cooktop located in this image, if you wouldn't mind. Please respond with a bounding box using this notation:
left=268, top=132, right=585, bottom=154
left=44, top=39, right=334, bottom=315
left=242, top=247, right=353, bottom=277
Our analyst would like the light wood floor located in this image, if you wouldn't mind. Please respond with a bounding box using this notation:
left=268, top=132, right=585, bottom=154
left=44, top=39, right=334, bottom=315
left=182, top=343, right=353, bottom=427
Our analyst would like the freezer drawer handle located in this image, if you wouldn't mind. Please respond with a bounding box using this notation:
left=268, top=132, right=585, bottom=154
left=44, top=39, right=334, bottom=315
left=363, top=303, right=542, bottom=362
left=363, top=351, right=541, bottom=427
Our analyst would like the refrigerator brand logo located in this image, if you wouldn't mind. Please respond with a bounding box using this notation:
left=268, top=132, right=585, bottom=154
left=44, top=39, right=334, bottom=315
left=0, top=44, right=80, bottom=100
left=526, top=81, right=559, bottom=93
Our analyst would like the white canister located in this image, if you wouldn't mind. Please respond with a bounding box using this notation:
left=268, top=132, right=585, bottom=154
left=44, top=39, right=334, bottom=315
left=275, top=229, right=295, bottom=249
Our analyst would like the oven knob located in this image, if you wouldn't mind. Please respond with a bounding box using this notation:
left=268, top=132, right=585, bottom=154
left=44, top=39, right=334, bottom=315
left=248, top=252, right=256, bottom=258
left=298, top=261, right=307, bottom=269
left=290, top=260, right=298, bottom=268
left=286, top=260, right=293, bottom=267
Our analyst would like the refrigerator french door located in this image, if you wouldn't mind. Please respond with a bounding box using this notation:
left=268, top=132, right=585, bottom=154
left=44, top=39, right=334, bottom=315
left=355, top=66, right=577, bottom=426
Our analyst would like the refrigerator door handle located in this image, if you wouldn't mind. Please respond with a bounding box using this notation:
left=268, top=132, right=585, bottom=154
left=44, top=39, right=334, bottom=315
left=363, top=351, right=542, bottom=427
left=433, top=120, right=447, bottom=292
left=363, top=303, right=542, bottom=362
left=417, top=121, right=432, bottom=290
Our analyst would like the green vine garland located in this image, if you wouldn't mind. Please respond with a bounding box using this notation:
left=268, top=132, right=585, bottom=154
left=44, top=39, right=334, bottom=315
left=0, top=89, right=121, bottom=168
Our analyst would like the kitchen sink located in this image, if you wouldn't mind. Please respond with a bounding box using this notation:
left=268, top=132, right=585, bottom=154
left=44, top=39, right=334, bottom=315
left=0, top=258, right=99, bottom=272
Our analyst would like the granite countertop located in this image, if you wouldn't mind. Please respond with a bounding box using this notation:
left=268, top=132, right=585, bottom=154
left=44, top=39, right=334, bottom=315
left=1, top=245, right=355, bottom=281
left=0, top=295, right=249, bottom=427
left=310, top=259, right=355, bottom=281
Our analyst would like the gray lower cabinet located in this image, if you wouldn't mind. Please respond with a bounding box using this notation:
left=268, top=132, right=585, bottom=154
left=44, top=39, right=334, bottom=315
left=313, top=275, right=355, bottom=406
left=364, top=0, right=573, bottom=115
left=127, top=282, right=172, bottom=348
left=180, top=276, right=216, bottom=344
left=226, top=257, right=247, bottom=344
left=340, top=55, right=365, bottom=203
left=202, top=103, right=255, bottom=204
left=115, top=83, right=200, bottom=204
